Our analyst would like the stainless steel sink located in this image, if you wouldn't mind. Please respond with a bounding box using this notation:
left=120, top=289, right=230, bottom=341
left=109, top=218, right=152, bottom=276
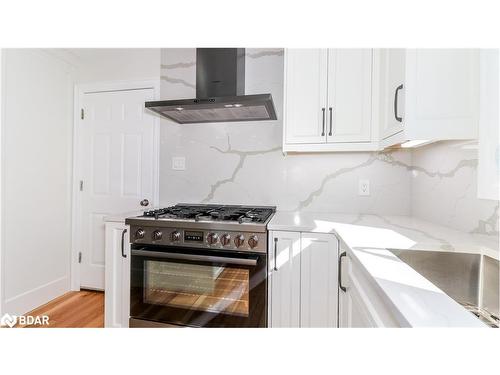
left=389, top=250, right=499, bottom=327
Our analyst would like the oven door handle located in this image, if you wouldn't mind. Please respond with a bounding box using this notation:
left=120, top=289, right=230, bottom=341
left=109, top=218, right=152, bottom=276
left=131, top=249, right=258, bottom=266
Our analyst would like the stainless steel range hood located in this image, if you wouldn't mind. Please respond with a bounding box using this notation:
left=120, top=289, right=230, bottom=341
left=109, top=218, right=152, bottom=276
left=146, top=48, right=277, bottom=124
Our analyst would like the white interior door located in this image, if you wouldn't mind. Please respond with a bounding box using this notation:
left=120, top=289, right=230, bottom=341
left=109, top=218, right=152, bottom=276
left=79, top=88, right=156, bottom=290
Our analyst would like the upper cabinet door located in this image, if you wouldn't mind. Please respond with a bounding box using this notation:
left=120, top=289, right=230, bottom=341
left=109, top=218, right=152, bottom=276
left=380, top=49, right=406, bottom=140
left=327, top=49, right=373, bottom=143
left=284, top=49, right=328, bottom=144
left=404, top=49, right=478, bottom=140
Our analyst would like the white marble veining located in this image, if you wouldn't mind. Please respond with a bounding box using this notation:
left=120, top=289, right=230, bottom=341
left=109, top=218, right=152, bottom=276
left=412, top=141, right=499, bottom=238
left=159, top=49, right=412, bottom=215
left=268, top=211, right=498, bottom=258
left=158, top=49, right=498, bottom=240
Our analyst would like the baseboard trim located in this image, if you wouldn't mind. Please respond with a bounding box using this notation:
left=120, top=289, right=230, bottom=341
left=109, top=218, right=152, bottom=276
left=3, top=275, right=70, bottom=315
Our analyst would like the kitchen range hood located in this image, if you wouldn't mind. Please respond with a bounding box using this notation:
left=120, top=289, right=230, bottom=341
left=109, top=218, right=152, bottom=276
left=145, top=48, right=277, bottom=124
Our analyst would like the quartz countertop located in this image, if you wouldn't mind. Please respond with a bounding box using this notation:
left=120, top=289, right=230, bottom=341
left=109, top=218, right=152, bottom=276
left=268, top=211, right=498, bottom=258
left=104, top=210, right=145, bottom=223
left=268, top=211, right=498, bottom=327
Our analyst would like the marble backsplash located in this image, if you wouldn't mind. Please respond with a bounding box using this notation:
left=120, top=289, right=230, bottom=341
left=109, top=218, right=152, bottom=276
left=159, top=48, right=498, bottom=240
left=412, top=141, right=499, bottom=237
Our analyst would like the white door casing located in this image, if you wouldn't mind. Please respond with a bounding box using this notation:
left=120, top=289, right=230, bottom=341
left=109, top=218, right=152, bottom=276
left=73, top=81, right=159, bottom=290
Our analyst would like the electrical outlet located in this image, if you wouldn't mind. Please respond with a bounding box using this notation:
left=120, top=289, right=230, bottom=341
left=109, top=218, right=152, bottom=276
left=358, top=179, right=370, bottom=196
left=172, top=156, right=186, bottom=171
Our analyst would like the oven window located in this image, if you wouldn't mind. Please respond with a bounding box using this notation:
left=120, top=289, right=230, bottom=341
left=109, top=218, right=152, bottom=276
left=144, top=260, right=249, bottom=317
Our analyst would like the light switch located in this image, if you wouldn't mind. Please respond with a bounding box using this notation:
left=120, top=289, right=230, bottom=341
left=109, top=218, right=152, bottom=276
left=172, top=156, right=186, bottom=171
left=358, top=179, right=370, bottom=196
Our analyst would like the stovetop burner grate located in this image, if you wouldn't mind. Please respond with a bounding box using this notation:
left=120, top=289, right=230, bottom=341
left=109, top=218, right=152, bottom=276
left=142, top=204, right=275, bottom=224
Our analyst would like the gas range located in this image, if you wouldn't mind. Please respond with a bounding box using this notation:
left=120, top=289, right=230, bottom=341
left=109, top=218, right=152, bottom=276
left=125, top=204, right=276, bottom=253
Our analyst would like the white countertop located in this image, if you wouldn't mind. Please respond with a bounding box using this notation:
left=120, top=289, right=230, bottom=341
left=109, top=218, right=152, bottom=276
left=104, top=210, right=145, bottom=223
left=269, top=211, right=498, bottom=327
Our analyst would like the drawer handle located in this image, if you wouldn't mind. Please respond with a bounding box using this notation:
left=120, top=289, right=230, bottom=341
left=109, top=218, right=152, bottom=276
left=121, top=228, right=128, bottom=258
left=273, top=237, right=278, bottom=271
left=338, top=251, right=347, bottom=292
left=328, top=107, right=333, bottom=136
left=321, top=107, right=326, bottom=136
left=394, top=84, right=403, bottom=123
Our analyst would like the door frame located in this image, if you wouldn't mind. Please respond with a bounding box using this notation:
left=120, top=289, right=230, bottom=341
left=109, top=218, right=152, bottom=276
left=71, top=79, right=161, bottom=291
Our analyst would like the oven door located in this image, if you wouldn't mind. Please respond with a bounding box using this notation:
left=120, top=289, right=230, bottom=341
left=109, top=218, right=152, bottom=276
left=130, top=246, right=267, bottom=328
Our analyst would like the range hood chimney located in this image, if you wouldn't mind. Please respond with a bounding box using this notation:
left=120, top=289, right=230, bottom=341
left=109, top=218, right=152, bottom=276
left=145, top=48, right=277, bottom=124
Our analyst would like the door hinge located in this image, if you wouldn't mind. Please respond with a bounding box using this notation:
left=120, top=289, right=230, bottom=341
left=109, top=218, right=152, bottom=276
left=79, top=180, right=83, bottom=191
left=81, top=108, right=85, bottom=120
left=78, top=252, right=82, bottom=263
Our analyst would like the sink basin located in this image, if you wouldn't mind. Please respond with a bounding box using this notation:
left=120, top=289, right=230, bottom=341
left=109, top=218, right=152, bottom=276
left=389, top=250, right=499, bottom=327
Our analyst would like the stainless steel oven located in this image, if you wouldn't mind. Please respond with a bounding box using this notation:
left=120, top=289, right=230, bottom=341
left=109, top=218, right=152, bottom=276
left=129, top=244, right=267, bottom=327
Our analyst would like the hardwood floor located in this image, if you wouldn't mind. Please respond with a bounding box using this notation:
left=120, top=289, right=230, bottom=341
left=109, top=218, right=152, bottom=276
left=17, top=290, right=104, bottom=328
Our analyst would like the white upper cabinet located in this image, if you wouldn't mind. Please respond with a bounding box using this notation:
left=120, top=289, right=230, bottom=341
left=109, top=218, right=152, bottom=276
left=477, top=49, right=499, bottom=200
left=283, top=49, right=377, bottom=152
left=326, top=49, right=373, bottom=143
left=284, top=49, right=328, bottom=144
left=380, top=49, right=479, bottom=147
left=379, top=49, right=406, bottom=140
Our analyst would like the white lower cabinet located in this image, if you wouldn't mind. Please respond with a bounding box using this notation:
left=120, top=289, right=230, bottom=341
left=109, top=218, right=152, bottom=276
left=269, top=231, right=301, bottom=328
left=268, top=231, right=339, bottom=328
left=338, top=250, right=376, bottom=328
left=338, top=243, right=401, bottom=328
left=104, top=222, right=130, bottom=328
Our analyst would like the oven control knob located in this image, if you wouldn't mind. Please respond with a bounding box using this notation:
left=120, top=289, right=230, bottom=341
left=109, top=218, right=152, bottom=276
left=171, top=230, right=181, bottom=242
left=135, top=229, right=145, bottom=239
left=234, top=234, right=245, bottom=248
left=248, top=235, right=259, bottom=249
left=221, top=234, right=231, bottom=246
left=152, top=230, right=163, bottom=241
left=207, top=232, right=219, bottom=245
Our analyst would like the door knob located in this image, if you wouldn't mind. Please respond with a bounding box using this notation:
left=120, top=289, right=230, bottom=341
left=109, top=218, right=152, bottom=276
left=140, top=199, right=149, bottom=207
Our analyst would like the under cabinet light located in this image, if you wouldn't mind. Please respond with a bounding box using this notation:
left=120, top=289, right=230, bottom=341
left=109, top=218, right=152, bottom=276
left=400, top=140, right=432, bottom=148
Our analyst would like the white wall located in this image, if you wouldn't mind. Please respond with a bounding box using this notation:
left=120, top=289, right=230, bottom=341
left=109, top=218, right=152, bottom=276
left=0, top=48, right=161, bottom=315
left=60, top=48, right=161, bottom=84
left=1, top=49, right=74, bottom=315
left=0, top=49, right=4, bottom=315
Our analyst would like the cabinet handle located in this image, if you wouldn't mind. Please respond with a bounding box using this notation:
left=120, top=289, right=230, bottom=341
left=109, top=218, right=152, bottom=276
left=121, top=228, right=128, bottom=258
left=321, top=107, right=326, bottom=136
left=338, top=251, right=347, bottom=292
left=394, top=84, right=403, bottom=123
left=328, top=107, right=333, bottom=136
left=273, top=237, right=278, bottom=271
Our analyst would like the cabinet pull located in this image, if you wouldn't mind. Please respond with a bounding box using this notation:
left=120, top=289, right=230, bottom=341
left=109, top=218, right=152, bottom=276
left=328, top=107, right=333, bottom=136
left=121, top=228, right=128, bottom=258
left=273, top=237, right=278, bottom=271
left=338, top=251, right=347, bottom=292
left=321, top=107, right=326, bottom=136
left=394, top=84, right=403, bottom=123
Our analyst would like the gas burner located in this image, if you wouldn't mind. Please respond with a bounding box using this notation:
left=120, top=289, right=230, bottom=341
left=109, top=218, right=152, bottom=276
left=141, top=204, right=275, bottom=224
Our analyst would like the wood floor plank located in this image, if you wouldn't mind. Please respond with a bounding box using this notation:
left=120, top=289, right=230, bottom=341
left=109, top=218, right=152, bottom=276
left=16, top=290, right=104, bottom=328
